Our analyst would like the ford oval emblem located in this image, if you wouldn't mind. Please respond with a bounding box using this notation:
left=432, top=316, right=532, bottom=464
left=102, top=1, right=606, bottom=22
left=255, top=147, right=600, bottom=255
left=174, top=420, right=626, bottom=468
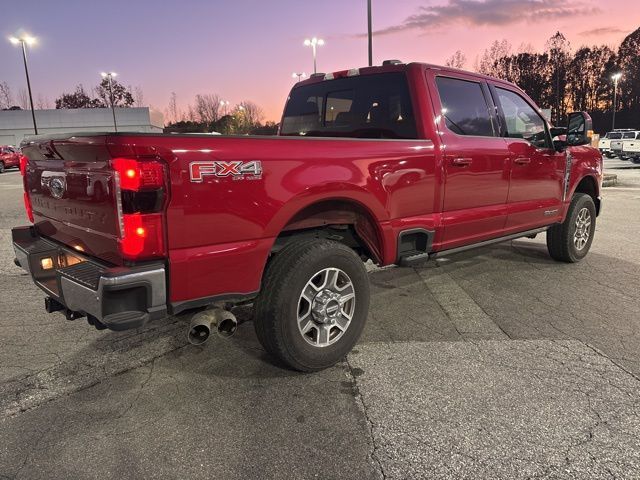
left=49, top=177, right=66, bottom=199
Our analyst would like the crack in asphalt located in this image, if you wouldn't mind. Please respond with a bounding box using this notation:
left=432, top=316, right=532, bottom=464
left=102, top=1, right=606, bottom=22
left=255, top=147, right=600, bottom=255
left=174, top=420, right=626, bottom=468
left=344, top=357, right=386, bottom=480
left=0, top=334, right=190, bottom=418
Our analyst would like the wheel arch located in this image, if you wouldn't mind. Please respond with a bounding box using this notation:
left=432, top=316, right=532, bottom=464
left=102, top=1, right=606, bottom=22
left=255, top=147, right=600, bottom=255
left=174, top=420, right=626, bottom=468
left=572, top=174, right=601, bottom=216
left=268, top=196, right=386, bottom=265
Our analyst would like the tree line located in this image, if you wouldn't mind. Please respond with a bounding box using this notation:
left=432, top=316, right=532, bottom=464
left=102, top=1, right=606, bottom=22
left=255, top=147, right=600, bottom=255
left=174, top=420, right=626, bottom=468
left=447, top=27, right=640, bottom=133
left=163, top=92, right=277, bottom=135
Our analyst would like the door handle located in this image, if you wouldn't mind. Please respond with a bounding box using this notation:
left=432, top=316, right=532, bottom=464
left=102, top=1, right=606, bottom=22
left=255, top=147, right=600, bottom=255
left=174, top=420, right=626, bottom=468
left=514, top=157, right=531, bottom=165
left=452, top=157, right=473, bottom=167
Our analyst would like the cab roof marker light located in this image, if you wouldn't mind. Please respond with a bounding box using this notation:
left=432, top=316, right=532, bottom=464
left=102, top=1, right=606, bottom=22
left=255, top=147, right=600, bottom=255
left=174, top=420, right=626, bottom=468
left=324, top=73, right=335, bottom=81
left=347, top=68, right=360, bottom=77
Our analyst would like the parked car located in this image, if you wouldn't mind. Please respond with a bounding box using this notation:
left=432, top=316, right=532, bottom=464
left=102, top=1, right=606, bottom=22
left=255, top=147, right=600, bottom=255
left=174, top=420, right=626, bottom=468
left=610, top=130, right=639, bottom=159
left=0, top=145, right=21, bottom=173
left=599, top=131, right=624, bottom=157
left=13, top=61, right=603, bottom=371
left=622, top=135, right=640, bottom=163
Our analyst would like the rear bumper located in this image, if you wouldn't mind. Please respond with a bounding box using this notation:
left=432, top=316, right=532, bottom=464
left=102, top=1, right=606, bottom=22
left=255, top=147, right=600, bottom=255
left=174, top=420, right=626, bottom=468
left=12, top=226, right=168, bottom=331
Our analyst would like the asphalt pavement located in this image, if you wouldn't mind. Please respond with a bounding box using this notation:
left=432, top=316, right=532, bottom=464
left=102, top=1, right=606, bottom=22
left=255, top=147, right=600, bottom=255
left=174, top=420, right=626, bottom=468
left=1, top=166, right=639, bottom=479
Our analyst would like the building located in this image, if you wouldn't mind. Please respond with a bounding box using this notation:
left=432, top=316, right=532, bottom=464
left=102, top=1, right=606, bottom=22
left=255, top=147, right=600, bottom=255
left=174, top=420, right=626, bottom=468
left=0, top=107, right=164, bottom=146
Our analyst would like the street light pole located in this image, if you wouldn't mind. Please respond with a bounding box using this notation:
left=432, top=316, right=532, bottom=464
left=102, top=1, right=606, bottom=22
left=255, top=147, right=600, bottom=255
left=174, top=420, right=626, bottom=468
left=101, top=72, right=118, bottom=132
left=220, top=100, right=230, bottom=116
left=612, top=73, right=622, bottom=131
left=292, top=72, right=307, bottom=82
left=9, top=35, right=38, bottom=134
left=304, top=37, right=324, bottom=74
left=367, top=0, right=373, bottom=67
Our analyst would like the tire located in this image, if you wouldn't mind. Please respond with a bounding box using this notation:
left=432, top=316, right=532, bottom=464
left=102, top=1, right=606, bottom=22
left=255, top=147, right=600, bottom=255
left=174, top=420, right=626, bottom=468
left=546, top=193, right=596, bottom=263
left=254, top=238, right=370, bottom=372
left=0, top=162, right=4, bottom=174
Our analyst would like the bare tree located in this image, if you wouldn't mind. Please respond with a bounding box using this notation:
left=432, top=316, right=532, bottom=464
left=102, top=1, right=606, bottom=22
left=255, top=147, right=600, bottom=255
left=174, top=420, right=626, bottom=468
left=17, top=88, right=29, bottom=109
left=165, top=91, right=180, bottom=124
left=518, top=43, right=536, bottom=54
left=445, top=50, right=466, bottom=69
left=0, top=82, right=13, bottom=109
left=546, top=31, right=571, bottom=122
left=194, top=94, right=222, bottom=125
left=36, top=94, right=51, bottom=109
left=235, top=101, right=264, bottom=133
left=477, top=40, right=512, bottom=76
left=133, top=85, right=144, bottom=107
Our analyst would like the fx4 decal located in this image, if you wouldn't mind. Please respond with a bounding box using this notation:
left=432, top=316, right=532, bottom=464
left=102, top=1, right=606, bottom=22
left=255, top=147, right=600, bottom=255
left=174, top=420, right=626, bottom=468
left=189, top=161, right=263, bottom=182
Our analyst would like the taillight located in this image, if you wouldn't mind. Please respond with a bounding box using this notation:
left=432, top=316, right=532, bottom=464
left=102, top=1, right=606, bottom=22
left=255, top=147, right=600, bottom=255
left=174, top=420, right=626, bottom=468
left=112, top=157, right=168, bottom=261
left=20, top=156, right=33, bottom=222
left=23, top=192, right=34, bottom=223
left=119, top=213, right=165, bottom=259
left=112, top=158, right=164, bottom=190
left=19, top=155, right=28, bottom=176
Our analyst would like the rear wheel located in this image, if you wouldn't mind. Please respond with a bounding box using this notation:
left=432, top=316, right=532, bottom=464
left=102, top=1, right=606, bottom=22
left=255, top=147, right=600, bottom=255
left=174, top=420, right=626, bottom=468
left=0, top=162, right=4, bottom=174
left=546, top=193, right=596, bottom=263
left=254, top=238, right=370, bottom=372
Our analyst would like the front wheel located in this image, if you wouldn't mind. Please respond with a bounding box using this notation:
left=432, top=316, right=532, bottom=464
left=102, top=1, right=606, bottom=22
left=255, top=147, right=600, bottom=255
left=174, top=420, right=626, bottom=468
left=254, top=238, right=370, bottom=372
left=546, top=193, right=596, bottom=263
left=0, top=162, right=5, bottom=174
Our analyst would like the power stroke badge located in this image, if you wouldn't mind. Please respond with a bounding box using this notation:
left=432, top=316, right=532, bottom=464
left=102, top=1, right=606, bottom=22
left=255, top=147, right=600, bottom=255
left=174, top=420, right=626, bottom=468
left=189, top=161, right=263, bottom=182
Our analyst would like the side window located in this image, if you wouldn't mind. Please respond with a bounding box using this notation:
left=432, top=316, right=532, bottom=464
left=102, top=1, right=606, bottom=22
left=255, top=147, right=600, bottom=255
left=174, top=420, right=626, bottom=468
left=435, top=76, right=495, bottom=137
left=496, top=88, right=549, bottom=148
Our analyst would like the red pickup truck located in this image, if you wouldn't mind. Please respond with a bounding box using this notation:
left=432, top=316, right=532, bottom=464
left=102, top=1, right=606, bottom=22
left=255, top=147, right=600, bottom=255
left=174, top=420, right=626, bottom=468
left=12, top=62, right=602, bottom=371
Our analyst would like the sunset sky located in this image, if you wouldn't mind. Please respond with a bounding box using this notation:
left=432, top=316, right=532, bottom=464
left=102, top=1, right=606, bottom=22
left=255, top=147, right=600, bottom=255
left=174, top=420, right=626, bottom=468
left=1, top=0, right=637, bottom=122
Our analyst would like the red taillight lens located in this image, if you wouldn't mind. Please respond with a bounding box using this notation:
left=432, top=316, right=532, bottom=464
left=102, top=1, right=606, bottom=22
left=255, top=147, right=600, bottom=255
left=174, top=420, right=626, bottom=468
left=112, top=157, right=167, bottom=260
left=119, top=213, right=165, bottom=259
left=19, top=155, right=28, bottom=176
left=112, top=158, right=165, bottom=191
left=23, top=192, right=34, bottom=223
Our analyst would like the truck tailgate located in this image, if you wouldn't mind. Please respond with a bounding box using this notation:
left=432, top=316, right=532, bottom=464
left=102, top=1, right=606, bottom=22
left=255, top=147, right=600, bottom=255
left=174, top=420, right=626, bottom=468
left=21, top=136, right=123, bottom=265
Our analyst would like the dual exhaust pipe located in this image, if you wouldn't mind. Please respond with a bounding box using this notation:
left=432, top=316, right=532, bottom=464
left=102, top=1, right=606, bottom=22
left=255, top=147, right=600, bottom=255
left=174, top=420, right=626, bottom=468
left=187, top=308, right=238, bottom=345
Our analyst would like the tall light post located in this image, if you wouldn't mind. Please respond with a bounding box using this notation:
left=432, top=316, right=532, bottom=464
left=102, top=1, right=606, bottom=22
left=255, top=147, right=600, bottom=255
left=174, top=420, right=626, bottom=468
left=9, top=35, right=38, bottom=134
left=100, top=72, right=118, bottom=132
left=611, top=72, right=622, bottom=131
left=367, top=0, right=373, bottom=67
left=303, top=37, right=324, bottom=74
left=292, top=72, right=307, bottom=82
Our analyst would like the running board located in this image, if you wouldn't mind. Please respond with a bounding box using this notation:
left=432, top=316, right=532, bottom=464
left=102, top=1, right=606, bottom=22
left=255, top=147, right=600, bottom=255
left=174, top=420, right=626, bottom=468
left=429, top=227, right=549, bottom=260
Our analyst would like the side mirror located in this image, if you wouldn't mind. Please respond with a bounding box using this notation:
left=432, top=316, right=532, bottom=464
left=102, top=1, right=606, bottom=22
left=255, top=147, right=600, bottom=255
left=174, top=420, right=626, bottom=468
left=566, top=111, right=593, bottom=147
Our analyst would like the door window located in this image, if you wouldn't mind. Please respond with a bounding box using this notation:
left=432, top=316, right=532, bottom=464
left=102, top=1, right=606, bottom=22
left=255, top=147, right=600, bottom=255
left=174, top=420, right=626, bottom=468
left=495, top=88, right=550, bottom=148
left=435, top=76, right=495, bottom=137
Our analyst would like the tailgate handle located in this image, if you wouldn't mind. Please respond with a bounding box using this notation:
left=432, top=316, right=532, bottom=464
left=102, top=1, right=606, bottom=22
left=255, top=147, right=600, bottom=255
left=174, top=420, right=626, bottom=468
left=514, top=157, right=531, bottom=165
left=452, top=157, right=472, bottom=167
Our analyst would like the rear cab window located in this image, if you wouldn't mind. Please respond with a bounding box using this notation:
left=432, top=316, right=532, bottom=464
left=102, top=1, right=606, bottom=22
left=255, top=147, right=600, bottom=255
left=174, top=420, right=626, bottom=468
left=280, top=72, right=417, bottom=139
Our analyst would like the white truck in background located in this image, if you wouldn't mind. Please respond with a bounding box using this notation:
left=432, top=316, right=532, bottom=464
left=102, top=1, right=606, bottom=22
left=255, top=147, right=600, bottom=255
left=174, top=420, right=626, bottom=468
left=622, top=134, right=640, bottom=163
left=609, top=130, right=639, bottom=159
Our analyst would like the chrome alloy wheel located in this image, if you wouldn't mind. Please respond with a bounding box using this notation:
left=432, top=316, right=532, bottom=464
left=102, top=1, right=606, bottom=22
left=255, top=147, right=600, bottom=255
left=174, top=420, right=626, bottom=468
left=573, top=207, right=592, bottom=251
left=297, top=268, right=356, bottom=347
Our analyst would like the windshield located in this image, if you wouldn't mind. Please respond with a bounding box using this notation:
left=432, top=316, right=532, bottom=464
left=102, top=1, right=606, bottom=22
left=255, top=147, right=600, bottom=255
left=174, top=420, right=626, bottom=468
left=609, top=133, right=622, bottom=139
left=281, top=72, right=417, bottom=139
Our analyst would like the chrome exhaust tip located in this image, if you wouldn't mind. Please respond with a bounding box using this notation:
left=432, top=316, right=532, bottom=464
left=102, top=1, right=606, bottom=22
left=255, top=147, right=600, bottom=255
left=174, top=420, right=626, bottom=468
left=187, top=308, right=237, bottom=345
